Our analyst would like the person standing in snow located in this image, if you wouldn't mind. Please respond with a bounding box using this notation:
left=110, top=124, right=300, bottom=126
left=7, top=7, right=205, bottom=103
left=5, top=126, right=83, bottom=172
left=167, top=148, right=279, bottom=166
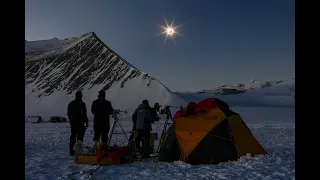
left=164, top=106, right=172, bottom=120
left=91, top=90, right=114, bottom=148
left=135, top=100, right=153, bottom=157
left=154, top=103, right=161, bottom=113
left=37, top=116, right=42, bottom=123
left=149, top=104, right=159, bottom=123
left=67, top=91, right=89, bottom=156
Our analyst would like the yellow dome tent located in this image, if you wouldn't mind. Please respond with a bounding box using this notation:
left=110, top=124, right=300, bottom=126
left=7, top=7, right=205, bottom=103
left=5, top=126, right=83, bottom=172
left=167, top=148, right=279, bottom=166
left=158, top=98, right=268, bottom=165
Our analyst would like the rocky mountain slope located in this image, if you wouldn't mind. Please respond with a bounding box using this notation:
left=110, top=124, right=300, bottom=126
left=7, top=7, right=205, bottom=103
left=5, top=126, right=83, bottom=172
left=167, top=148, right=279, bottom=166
left=25, top=32, right=186, bottom=120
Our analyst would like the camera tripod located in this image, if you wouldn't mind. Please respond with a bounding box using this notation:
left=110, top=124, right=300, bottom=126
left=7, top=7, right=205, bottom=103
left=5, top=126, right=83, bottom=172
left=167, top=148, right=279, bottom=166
left=107, top=110, right=129, bottom=147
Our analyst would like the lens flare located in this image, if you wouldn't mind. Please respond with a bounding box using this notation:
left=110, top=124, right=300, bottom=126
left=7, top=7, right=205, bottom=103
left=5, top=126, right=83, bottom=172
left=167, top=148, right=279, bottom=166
left=155, top=10, right=184, bottom=50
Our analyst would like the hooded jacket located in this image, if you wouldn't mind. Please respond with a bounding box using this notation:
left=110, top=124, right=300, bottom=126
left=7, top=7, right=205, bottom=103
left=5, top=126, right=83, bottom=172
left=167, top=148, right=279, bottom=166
left=135, top=103, right=152, bottom=130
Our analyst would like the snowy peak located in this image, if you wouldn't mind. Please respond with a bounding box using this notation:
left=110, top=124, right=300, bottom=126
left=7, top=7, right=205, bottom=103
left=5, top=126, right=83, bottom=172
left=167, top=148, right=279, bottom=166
left=249, top=79, right=261, bottom=84
left=25, top=32, right=155, bottom=95
left=25, top=32, right=186, bottom=119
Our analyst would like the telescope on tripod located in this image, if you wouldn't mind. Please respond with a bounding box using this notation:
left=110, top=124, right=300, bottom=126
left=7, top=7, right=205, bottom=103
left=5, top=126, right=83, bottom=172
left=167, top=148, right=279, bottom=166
left=108, top=109, right=128, bottom=146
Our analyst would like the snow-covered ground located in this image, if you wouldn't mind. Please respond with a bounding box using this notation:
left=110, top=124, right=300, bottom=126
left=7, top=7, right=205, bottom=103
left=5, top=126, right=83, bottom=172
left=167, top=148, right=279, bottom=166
left=25, top=106, right=295, bottom=180
left=25, top=75, right=186, bottom=121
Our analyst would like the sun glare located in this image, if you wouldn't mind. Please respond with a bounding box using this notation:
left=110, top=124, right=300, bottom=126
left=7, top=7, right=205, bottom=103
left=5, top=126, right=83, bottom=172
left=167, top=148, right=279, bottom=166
left=155, top=10, right=184, bottom=50
left=166, top=28, right=174, bottom=35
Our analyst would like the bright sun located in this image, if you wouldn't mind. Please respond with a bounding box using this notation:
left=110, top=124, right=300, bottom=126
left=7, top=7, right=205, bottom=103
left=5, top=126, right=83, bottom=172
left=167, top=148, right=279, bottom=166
left=155, top=11, right=184, bottom=49
left=166, top=28, right=174, bottom=35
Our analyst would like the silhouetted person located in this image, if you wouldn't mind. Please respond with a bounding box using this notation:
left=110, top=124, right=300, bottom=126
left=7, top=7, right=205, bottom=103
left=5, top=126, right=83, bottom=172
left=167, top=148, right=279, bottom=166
left=164, top=106, right=172, bottom=120
left=154, top=103, right=161, bottom=113
left=37, top=116, right=42, bottom=123
left=91, top=90, right=114, bottom=147
left=67, top=91, right=89, bottom=156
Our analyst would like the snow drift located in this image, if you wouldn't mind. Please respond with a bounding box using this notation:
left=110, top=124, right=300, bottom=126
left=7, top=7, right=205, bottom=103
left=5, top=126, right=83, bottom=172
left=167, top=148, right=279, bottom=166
left=25, top=32, right=186, bottom=121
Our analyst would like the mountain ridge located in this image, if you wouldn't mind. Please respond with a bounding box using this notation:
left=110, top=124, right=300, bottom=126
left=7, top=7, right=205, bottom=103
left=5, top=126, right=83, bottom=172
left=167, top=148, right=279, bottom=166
left=25, top=32, right=186, bottom=120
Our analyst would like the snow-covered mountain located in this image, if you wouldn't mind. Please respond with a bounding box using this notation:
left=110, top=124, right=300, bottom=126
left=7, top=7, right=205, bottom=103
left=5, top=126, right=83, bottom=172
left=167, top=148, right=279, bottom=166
left=176, top=79, right=289, bottom=96
left=25, top=32, right=187, bottom=120
left=176, top=78, right=295, bottom=107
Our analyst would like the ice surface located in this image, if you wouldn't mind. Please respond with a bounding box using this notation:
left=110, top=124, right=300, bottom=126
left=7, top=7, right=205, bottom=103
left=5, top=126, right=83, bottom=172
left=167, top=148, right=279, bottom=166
left=25, top=107, right=295, bottom=180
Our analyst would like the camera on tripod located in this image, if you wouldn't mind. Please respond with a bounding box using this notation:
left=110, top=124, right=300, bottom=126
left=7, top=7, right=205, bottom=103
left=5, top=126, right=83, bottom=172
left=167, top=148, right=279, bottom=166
left=111, top=109, right=127, bottom=121
left=159, top=106, right=173, bottom=120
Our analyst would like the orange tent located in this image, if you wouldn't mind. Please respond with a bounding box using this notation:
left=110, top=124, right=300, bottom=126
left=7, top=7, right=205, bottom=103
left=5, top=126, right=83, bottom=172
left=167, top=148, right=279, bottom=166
left=158, top=98, right=268, bottom=165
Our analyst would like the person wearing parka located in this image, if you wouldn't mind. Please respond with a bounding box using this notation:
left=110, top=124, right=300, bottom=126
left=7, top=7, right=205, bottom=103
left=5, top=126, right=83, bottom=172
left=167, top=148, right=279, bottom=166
left=135, top=100, right=152, bottom=156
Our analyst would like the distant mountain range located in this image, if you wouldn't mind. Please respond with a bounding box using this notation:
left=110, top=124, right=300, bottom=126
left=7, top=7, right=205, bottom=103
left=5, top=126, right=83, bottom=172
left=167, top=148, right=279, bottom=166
left=175, top=78, right=295, bottom=96
left=175, top=78, right=295, bottom=107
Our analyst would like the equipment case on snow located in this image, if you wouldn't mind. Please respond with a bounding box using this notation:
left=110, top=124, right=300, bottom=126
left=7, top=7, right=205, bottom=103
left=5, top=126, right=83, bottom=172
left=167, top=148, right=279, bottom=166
left=75, top=153, right=124, bottom=165
left=75, top=146, right=128, bottom=165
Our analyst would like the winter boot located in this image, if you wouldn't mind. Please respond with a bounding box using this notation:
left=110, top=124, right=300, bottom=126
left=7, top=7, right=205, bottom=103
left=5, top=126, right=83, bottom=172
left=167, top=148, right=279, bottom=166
left=97, top=141, right=104, bottom=152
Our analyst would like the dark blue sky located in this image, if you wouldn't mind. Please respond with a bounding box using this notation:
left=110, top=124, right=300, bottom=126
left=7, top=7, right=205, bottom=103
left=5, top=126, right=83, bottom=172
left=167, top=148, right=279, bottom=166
left=25, top=0, right=295, bottom=91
